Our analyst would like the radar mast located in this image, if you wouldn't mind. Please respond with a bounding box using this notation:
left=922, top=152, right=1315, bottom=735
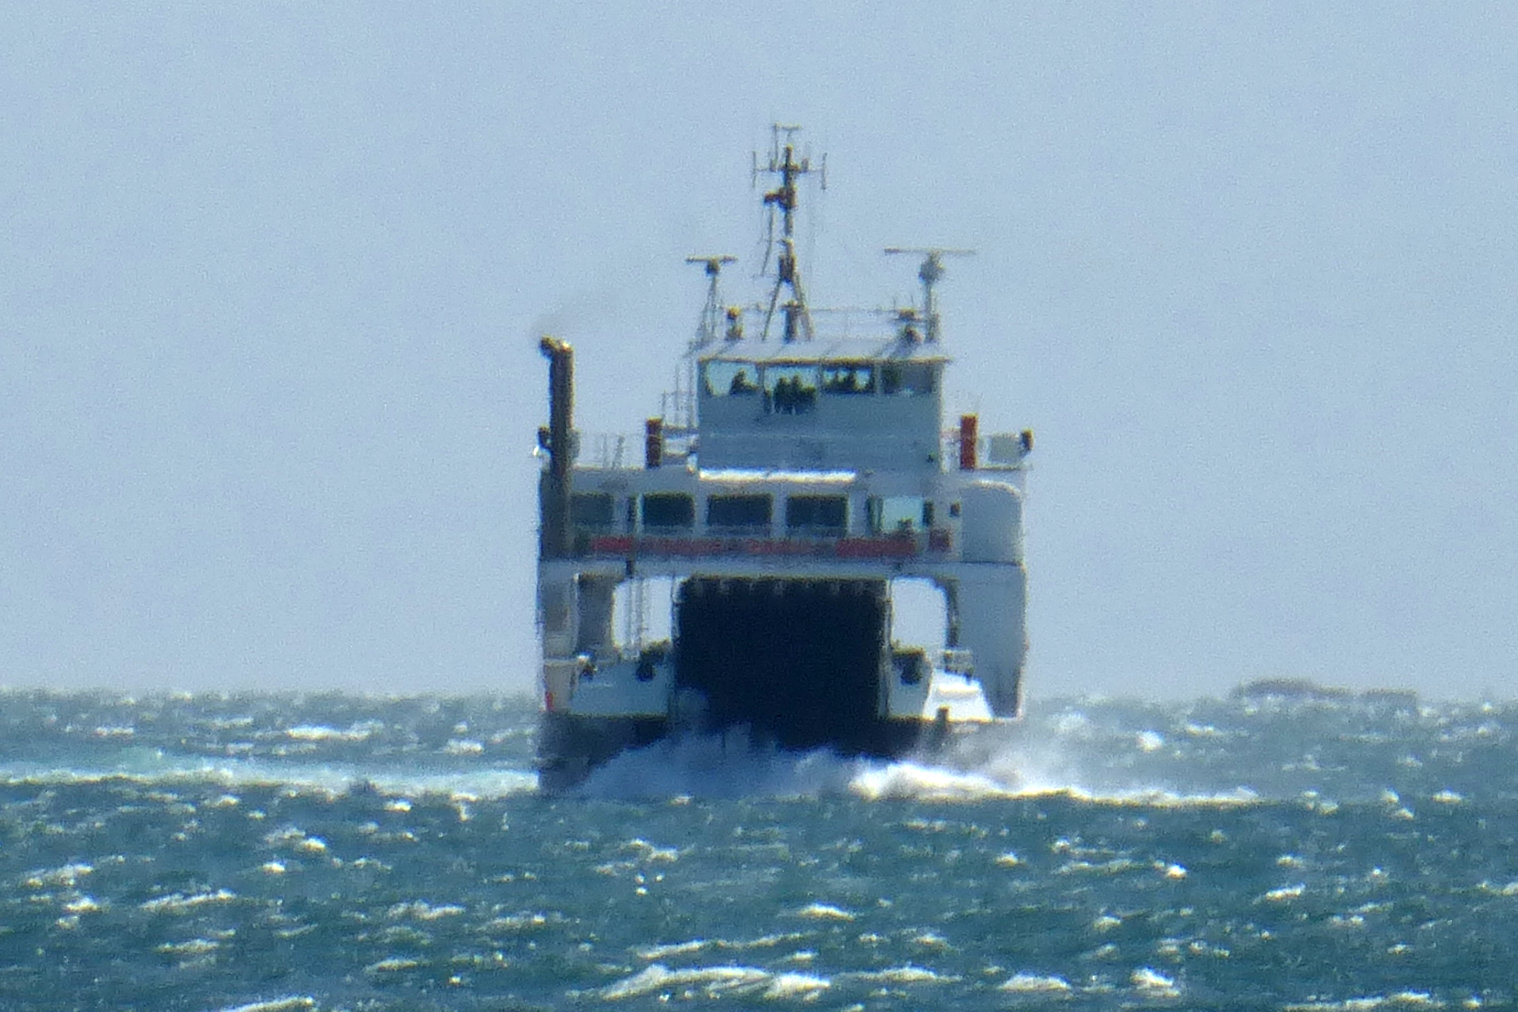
left=884, top=246, right=975, bottom=343
left=685, top=254, right=736, bottom=348
left=668, top=254, right=737, bottom=433
left=754, top=124, right=825, bottom=342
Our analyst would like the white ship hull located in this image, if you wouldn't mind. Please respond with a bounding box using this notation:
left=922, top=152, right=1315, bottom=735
left=533, top=130, right=1031, bottom=791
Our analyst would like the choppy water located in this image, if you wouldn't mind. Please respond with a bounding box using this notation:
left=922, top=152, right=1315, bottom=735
left=2, top=689, right=1515, bottom=1011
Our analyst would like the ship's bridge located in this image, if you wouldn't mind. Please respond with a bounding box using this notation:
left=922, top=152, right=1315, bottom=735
left=696, top=337, right=946, bottom=473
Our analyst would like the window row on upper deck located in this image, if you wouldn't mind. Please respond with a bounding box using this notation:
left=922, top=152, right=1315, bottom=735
left=703, top=360, right=937, bottom=402
left=570, top=489, right=941, bottom=538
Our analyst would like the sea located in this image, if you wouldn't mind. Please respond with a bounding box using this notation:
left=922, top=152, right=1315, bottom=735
left=1, top=689, right=1514, bottom=1011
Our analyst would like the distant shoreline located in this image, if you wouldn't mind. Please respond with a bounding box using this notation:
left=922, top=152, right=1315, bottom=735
left=1230, top=677, right=1419, bottom=707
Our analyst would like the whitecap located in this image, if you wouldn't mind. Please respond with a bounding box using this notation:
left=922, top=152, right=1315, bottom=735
left=795, top=902, right=854, bottom=921
left=1061, top=858, right=1143, bottom=876
left=1131, top=967, right=1179, bottom=994
left=139, top=889, right=236, bottom=913
left=24, top=862, right=93, bottom=888
left=215, top=999, right=316, bottom=1012
left=634, top=938, right=710, bottom=960
left=1000, top=972, right=1072, bottom=992
left=4, top=754, right=530, bottom=802
left=600, top=964, right=771, bottom=1000
left=388, top=900, right=465, bottom=921
left=576, top=734, right=858, bottom=799
left=284, top=722, right=379, bottom=742
left=850, top=761, right=1016, bottom=802
left=850, top=965, right=957, bottom=984
left=624, top=838, right=680, bottom=863
left=1283, top=993, right=1437, bottom=1011
left=1263, top=884, right=1305, bottom=902
left=764, top=972, right=830, bottom=998
left=486, top=912, right=552, bottom=933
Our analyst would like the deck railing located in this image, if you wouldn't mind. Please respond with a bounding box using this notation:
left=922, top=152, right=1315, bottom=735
left=579, top=528, right=953, bottom=562
left=567, top=428, right=1027, bottom=472
left=940, top=430, right=1032, bottom=471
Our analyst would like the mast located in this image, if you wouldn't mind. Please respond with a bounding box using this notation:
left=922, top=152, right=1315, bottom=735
left=884, top=246, right=974, bottom=343
left=685, top=254, right=736, bottom=347
left=670, top=254, right=737, bottom=431
left=537, top=336, right=574, bottom=559
left=754, top=124, right=825, bottom=342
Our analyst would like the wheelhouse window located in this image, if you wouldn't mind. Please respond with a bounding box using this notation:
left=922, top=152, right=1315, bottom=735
left=641, top=492, right=694, bottom=530
left=570, top=492, right=615, bottom=530
left=881, top=362, right=936, bottom=396
left=706, top=493, right=772, bottom=532
left=820, top=363, right=875, bottom=395
left=703, top=360, right=759, bottom=397
left=763, top=364, right=818, bottom=414
left=786, top=495, right=847, bottom=535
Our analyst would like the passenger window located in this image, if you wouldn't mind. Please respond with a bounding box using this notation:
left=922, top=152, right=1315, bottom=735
left=763, top=364, right=818, bottom=414
left=820, top=364, right=875, bottom=395
left=570, top=492, right=615, bottom=529
left=704, top=361, right=759, bottom=397
left=641, top=493, right=694, bottom=530
left=786, top=495, right=847, bottom=535
left=706, top=494, right=772, bottom=531
left=881, top=362, right=936, bottom=396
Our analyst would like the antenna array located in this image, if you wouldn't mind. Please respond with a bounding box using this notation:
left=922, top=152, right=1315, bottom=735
left=884, top=247, right=975, bottom=343
left=754, top=124, right=825, bottom=342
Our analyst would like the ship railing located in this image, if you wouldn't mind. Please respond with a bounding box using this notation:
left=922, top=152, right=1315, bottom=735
left=573, top=526, right=956, bottom=561
left=576, top=432, right=632, bottom=469
left=575, top=430, right=696, bottom=470
left=941, top=430, right=1032, bottom=471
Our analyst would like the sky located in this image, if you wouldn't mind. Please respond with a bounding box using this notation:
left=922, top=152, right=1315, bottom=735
left=4, top=4, right=1516, bottom=701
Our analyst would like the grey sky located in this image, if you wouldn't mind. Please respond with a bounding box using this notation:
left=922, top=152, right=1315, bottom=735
left=4, top=5, right=1515, bottom=700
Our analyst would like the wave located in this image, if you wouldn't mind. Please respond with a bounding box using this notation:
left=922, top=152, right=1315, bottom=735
left=0, top=758, right=538, bottom=800
left=570, top=725, right=1267, bottom=807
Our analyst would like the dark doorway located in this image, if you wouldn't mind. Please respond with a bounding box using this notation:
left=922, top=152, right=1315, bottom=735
left=674, top=578, right=886, bottom=750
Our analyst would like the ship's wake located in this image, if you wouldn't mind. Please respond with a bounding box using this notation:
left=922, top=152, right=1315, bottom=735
left=571, top=715, right=1263, bottom=807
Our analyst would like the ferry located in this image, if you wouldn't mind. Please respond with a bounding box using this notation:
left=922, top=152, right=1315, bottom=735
left=535, top=127, right=1031, bottom=790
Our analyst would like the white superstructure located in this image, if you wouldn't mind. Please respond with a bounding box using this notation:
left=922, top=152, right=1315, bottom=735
left=535, top=128, right=1030, bottom=789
